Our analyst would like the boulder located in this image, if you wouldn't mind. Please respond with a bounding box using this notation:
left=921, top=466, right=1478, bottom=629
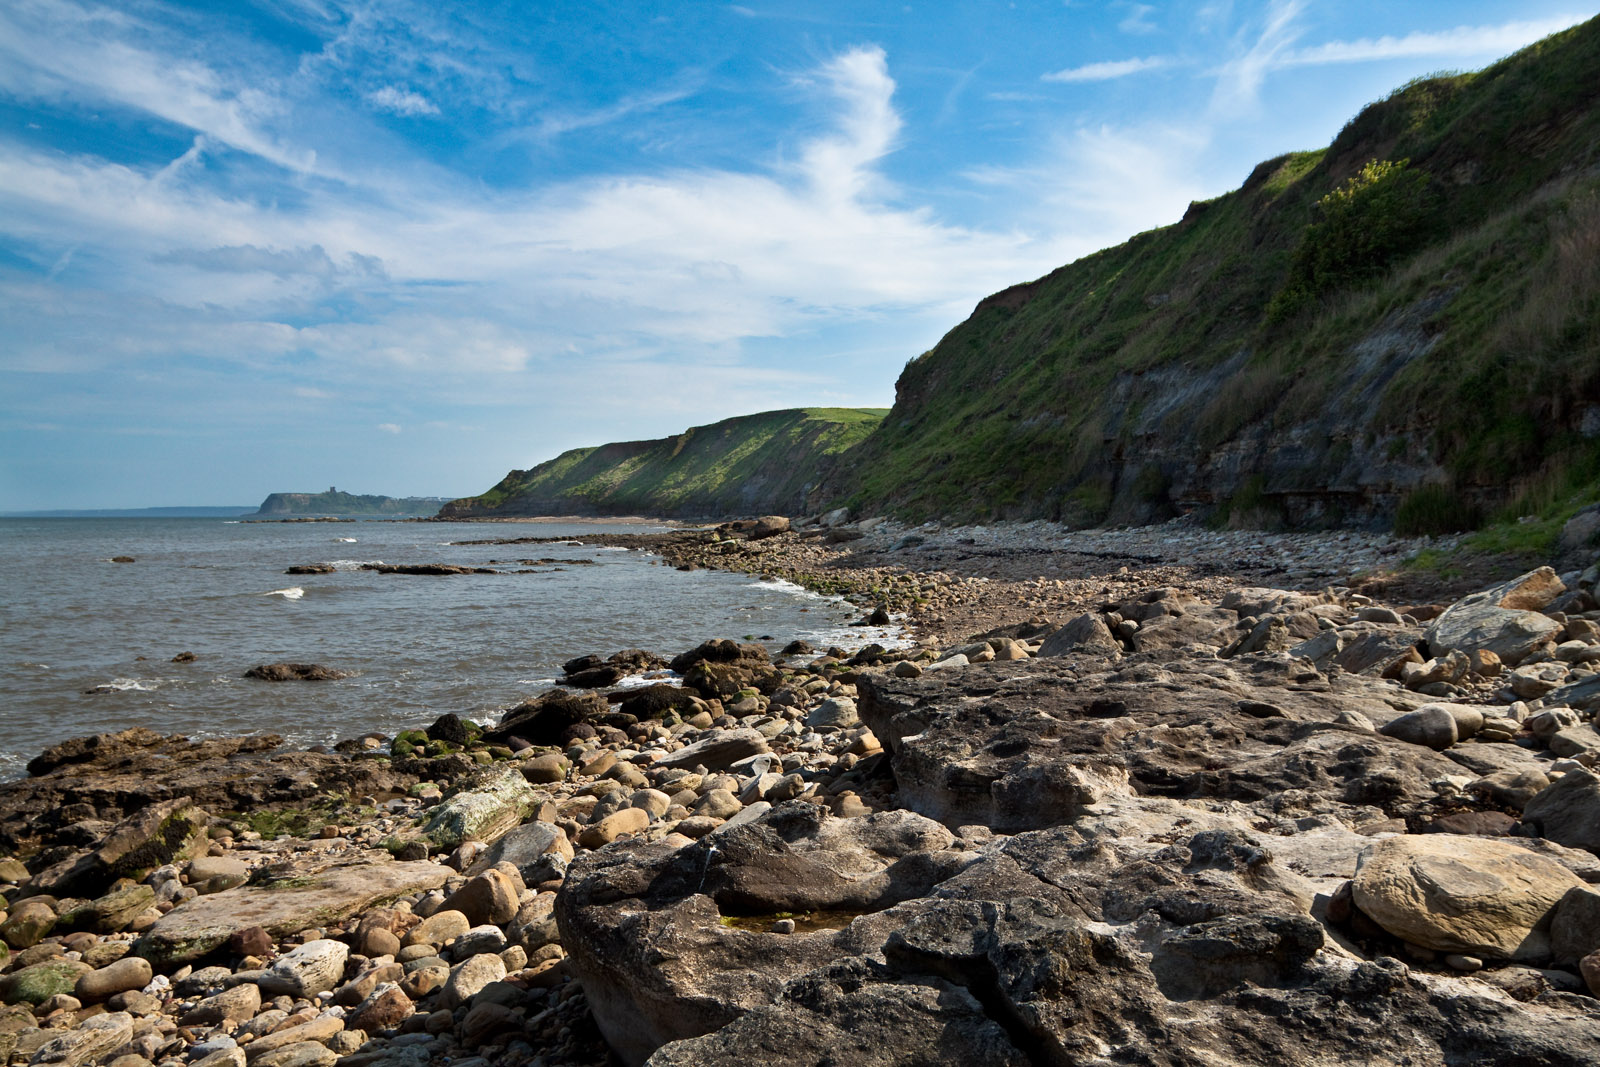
left=578, top=808, right=651, bottom=850
left=345, top=983, right=412, bottom=1032
left=136, top=858, right=449, bottom=966
left=188, top=857, right=249, bottom=895
left=1036, top=614, right=1119, bottom=658
left=25, top=798, right=209, bottom=899
left=1351, top=835, right=1584, bottom=961
left=29, top=1011, right=132, bottom=1067
left=805, top=698, right=859, bottom=730
left=1551, top=887, right=1600, bottom=966
left=258, top=939, right=349, bottom=998
left=180, top=983, right=261, bottom=1026
left=0, top=960, right=91, bottom=1005
left=442, top=953, right=506, bottom=1009
left=463, top=822, right=572, bottom=881
left=404, top=909, right=470, bottom=948
left=1522, top=769, right=1600, bottom=852
left=485, top=689, right=607, bottom=745
left=655, top=730, right=771, bottom=772
left=73, top=956, right=152, bottom=1002
left=421, top=768, right=541, bottom=849
left=441, top=868, right=521, bottom=927
left=80, top=884, right=155, bottom=932
left=1425, top=568, right=1565, bottom=667
left=243, top=664, right=349, bottom=682
left=1545, top=673, right=1600, bottom=713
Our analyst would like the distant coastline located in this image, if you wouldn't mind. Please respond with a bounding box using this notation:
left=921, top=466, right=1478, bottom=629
left=0, top=506, right=255, bottom=518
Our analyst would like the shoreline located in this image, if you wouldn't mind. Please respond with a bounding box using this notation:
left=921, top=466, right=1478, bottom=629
left=0, top=518, right=1596, bottom=1065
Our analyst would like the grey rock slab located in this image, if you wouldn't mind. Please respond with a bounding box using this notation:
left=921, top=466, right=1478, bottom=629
left=1523, top=769, right=1600, bottom=853
left=1545, top=673, right=1600, bottom=712
left=857, top=658, right=1449, bottom=832
left=655, top=729, right=771, bottom=772
left=1425, top=568, right=1565, bottom=667
left=28, top=1011, right=132, bottom=1067
left=258, top=939, right=348, bottom=998
left=136, top=858, right=449, bottom=966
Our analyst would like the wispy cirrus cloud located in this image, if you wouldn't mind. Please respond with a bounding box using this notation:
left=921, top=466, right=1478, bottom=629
left=366, top=85, right=439, bottom=116
left=1277, top=16, right=1589, bottom=68
left=1043, top=56, right=1169, bottom=83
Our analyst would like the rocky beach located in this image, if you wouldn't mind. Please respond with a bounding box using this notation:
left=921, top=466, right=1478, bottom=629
left=2, top=512, right=1600, bottom=1066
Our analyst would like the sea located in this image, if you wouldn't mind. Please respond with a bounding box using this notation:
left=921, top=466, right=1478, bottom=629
left=0, top=517, right=902, bottom=781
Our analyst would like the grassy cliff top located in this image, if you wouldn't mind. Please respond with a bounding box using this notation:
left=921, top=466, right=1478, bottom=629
left=446, top=407, right=888, bottom=519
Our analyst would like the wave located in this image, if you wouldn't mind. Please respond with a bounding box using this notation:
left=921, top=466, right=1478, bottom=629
left=336, top=537, right=358, bottom=543
left=86, top=678, right=157, bottom=693
left=263, top=586, right=305, bottom=600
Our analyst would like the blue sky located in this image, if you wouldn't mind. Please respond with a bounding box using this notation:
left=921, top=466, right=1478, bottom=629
left=1, top=0, right=1593, bottom=508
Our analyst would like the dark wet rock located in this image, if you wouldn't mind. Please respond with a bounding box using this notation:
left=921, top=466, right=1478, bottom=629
left=170, top=651, right=197, bottom=663
left=615, top=685, right=700, bottom=721
left=285, top=564, right=336, bottom=575
left=424, top=713, right=478, bottom=746
left=1, top=730, right=412, bottom=855
left=24, top=798, right=208, bottom=899
left=244, top=663, right=350, bottom=682
left=485, top=688, right=608, bottom=746
left=359, top=563, right=496, bottom=575
left=668, top=639, right=771, bottom=674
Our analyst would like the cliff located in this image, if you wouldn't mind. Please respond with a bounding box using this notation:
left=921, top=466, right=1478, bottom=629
left=252, top=490, right=451, bottom=518
left=440, top=408, right=886, bottom=520
left=831, top=17, right=1600, bottom=531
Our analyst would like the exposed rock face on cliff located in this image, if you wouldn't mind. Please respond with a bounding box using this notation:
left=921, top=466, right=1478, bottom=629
left=441, top=408, right=884, bottom=520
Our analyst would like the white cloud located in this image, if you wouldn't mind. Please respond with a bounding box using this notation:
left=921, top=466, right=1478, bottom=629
left=1118, top=3, right=1158, bottom=34
left=1209, top=0, right=1306, bottom=117
left=1042, top=56, right=1168, bottom=83
left=377, top=422, right=402, bottom=434
left=366, top=85, right=439, bottom=116
left=0, top=0, right=314, bottom=173
left=294, top=386, right=332, bottom=399
left=1279, top=16, right=1590, bottom=68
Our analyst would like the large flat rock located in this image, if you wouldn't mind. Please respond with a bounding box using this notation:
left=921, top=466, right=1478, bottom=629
left=857, top=655, right=1448, bottom=832
left=137, top=857, right=450, bottom=966
left=560, top=801, right=1600, bottom=1067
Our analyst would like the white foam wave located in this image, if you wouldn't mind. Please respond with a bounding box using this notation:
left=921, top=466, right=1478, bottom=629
left=329, top=559, right=384, bottom=570
left=264, top=586, right=305, bottom=600
left=89, top=678, right=157, bottom=693
left=336, top=537, right=358, bottom=543
left=611, top=670, right=675, bottom=689
left=746, top=577, right=841, bottom=603
left=516, top=677, right=559, bottom=687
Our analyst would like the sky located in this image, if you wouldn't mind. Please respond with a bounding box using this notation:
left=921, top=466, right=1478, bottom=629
left=1, top=0, right=1594, bottom=509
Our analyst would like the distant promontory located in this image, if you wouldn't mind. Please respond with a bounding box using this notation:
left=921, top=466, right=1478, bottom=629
left=251, top=489, right=452, bottom=519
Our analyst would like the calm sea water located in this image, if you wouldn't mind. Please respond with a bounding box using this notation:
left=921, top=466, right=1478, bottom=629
left=0, top=518, right=897, bottom=779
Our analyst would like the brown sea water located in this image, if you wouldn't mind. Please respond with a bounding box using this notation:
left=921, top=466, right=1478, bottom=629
left=0, top=517, right=899, bottom=779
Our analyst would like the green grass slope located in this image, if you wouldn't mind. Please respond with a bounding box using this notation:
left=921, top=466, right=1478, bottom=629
left=442, top=408, right=887, bottom=520
left=835, top=17, right=1600, bottom=530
